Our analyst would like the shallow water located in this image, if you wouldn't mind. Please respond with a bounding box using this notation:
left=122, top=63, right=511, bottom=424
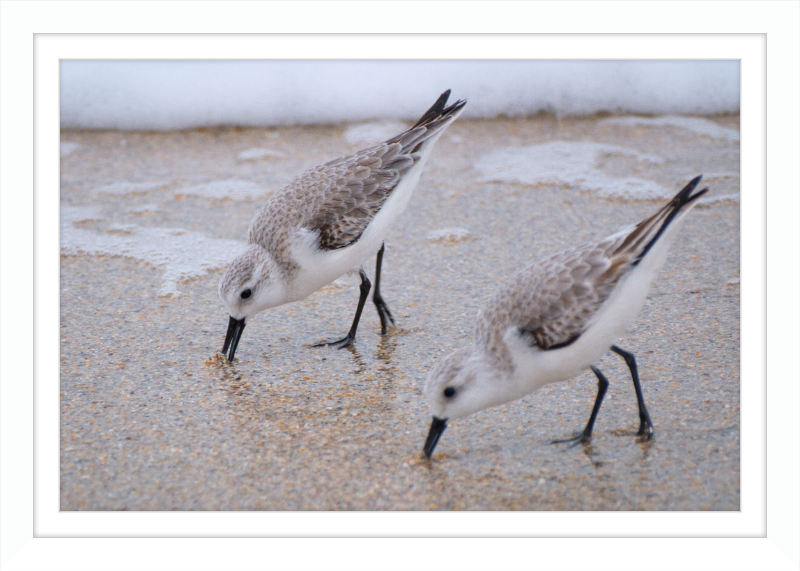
left=60, top=113, right=740, bottom=510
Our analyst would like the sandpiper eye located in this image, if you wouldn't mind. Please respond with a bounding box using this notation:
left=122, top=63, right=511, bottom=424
left=241, top=288, right=252, bottom=299
left=444, top=387, right=456, bottom=398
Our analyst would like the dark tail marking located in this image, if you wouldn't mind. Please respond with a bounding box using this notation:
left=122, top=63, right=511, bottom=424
left=412, top=89, right=468, bottom=129
left=631, top=175, right=709, bottom=266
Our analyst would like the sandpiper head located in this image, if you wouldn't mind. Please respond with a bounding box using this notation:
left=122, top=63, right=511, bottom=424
left=422, top=346, right=495, bottom=458
left=218, top=244, right=282, bottom=361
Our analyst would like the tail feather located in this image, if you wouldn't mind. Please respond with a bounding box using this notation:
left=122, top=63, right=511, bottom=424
left=391, top=89, right=467, bottom=153
left=412, top=89, right=468, bottom=129
left=613, top=176, right=708, bottom=266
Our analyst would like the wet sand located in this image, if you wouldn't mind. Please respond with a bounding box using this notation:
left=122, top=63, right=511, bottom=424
left=60, top=113, right=740, bottom=510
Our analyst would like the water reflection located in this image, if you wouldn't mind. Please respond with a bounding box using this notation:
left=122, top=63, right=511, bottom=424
left=345, top=345, right=367, bottom=375
left=579, top=441, right=605, bottom=469
left=375, top=329, right=402, bottom=384
left=638, top=436, right=655, bottom=461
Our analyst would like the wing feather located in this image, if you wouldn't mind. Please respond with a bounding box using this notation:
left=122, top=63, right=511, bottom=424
left=247, top=91, right=467, bottom=256
left=513, top=238, right=634, bottom=350
left=476, top=176, right=708, bottom=356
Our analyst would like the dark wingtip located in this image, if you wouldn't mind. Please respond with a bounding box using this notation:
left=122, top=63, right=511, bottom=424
left=412, top=90, right=466, bottom=129
left=412, top=91, right=449, bottom=128
left=630, top=175, right=709, bottom=267
left=445, top=97, right=468, bottom=116
left=675, top=175, right=707, bottom=205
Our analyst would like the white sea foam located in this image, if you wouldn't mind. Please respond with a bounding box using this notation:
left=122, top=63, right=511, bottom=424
left=175, top=179, right=270, bottom=201
left=236, top=148, right=285, bottom=161
left=93, top=181, right=170, bottom=195
left=60, top=60, right=739, bottom=130
left=702, top=172, right=740, bottom=181
left=343, top=121, right=409, bottom=145
left=61, top=206, right=246, bottom=296
left=696, top=193, right=740, bottom=206
left=317, top=275, right=355, bottom=295
left=475, top=141, right=671, bottom=200
left=63, top=207, right=103, bottom=224
left=130, top=204, right=163, bottom=213
left=693, top=172, right=740, bottom=204
left=426, top=227, right=471, bottom=242
left=599, top=115, right=740, bottom=143
left=61, top=142, right=82, bottom=157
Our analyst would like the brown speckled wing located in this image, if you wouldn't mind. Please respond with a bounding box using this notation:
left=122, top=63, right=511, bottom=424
left=246, top=139, right=416, bottom=254
left=304, top=141, right=416, bottom=250
left=511, top=238, right=634, bottom=350
left=488, top=176, right=708, bottom=352
left=247, top=91, right=466, bottom=258
left=305, top=111, right=458, bottom=251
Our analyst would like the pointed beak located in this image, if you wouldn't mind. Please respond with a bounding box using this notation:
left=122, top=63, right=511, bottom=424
left=423, top=416, right=448, bottom=459
left=222, top=316, right=246, bottom=362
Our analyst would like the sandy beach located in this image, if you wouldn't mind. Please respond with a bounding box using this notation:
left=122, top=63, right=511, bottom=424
left=60, top=113, right=740, bottom=510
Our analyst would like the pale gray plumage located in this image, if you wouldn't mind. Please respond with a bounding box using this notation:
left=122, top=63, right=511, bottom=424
left=423, top=176, right=708, bottom=459
left=219, top=90, right=467, bottom=362
left=246, top=99, right=463, bottom=260
left=476, top=181, right=707, bottom=368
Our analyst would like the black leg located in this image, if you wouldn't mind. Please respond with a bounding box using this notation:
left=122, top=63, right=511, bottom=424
left=553, top=366, right=609, bottom=445
left=611, top=345, right=655, bottom=439
left=372, top=242, right=396, bottom=335
left=313, top=269, right=371, bottom=349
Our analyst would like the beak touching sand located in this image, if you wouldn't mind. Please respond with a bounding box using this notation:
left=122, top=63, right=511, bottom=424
left=222, top=316, right=246, bottom=362
left=423, top=416, right=448, bottom=459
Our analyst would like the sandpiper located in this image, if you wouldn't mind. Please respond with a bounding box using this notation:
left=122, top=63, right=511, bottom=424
left=219, top=90, right=467, bottom=362
left=423, top=176, right=708, bottom=458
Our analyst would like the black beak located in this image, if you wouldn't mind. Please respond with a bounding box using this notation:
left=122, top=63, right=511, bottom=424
left=222, top=316, right=246, bottom=362
left=423, top=416, right=448, bottom=459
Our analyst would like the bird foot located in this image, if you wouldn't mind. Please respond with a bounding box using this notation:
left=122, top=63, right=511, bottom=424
left=551, top=431, right=591, bottom=447
left=312, top=334, right=356, bottom=350
left=636, top=423, right=655, bottom=441
left=374, top=298, right=396, bottom=335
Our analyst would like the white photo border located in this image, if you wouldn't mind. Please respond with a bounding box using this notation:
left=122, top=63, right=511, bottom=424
left=1, top=1, right=797, bottom=570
